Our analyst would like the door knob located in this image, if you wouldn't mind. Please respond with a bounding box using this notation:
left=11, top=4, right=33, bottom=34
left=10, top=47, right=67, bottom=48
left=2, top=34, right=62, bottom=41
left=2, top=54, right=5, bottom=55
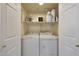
left=76, top=45, right=79, bottom=47
left=2, top=45, right=7, bottom=48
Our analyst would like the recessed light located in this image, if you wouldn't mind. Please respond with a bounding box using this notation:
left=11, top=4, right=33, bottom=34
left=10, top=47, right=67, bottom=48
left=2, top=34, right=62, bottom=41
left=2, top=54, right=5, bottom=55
left=39, top=3, right=44, bottom=5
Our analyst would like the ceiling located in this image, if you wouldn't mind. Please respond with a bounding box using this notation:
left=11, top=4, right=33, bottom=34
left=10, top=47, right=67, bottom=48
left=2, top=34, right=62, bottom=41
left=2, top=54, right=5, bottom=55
left=22, top=3, right=58, bottom=16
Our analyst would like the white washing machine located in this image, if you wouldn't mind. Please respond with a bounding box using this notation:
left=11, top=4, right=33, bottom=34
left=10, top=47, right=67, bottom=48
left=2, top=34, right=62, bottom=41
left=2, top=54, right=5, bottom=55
left=40, top=33, right=58, bottom=56
left=22, top=32, right=58, bottom=56
left=22, top=33, right=39, bottom=56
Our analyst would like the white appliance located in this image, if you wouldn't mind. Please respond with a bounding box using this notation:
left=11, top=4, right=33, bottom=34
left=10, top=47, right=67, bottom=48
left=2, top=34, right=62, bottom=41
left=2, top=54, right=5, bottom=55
left=22, top=33, right=58, bottom=56
left=40, top=33, right=58, bottom=56
left=22, top=33, right=39, bottom=56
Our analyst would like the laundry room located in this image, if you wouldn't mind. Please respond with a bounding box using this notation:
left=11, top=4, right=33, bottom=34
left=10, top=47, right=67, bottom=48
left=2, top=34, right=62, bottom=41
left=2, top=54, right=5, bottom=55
left=21, top=3, right=59, bottom=56
left=0, top=2, right=79, bottom=56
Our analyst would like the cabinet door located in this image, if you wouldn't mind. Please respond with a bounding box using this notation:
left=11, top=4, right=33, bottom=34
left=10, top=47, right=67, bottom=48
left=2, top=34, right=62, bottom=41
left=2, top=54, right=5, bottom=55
left=59, top=3, right=79, bottom=56
left=1, top=3, right=21, bottom=56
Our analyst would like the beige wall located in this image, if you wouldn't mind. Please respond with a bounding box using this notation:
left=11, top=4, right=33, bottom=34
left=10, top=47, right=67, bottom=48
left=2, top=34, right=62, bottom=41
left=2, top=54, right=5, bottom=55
left=27, top=23, right=52, bottom=33
left=52, top=22, right=58, bottom=36
left=28, top=12, right=46, bottom=22
left=21, top=7, right=28, bottom=36
left=27, top=22, right=58, bottom=35
left=21, top=7, right=58, bottom=36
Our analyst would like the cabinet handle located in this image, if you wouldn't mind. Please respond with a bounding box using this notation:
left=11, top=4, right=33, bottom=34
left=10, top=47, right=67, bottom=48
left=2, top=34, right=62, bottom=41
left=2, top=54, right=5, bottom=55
left=76, top=45, right=79, bottom=47
left=2, top=45, right=7, bottom=48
